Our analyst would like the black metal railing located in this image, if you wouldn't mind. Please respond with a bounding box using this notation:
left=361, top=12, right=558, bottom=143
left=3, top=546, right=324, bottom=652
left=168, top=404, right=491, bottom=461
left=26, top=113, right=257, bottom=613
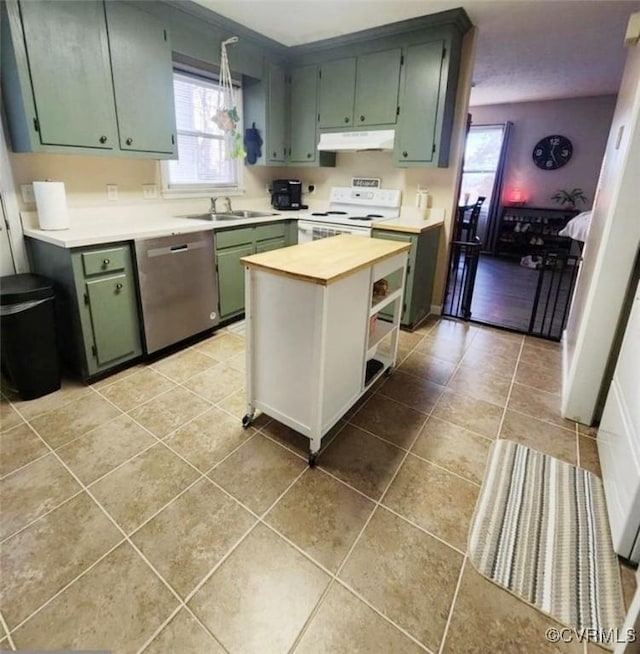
left=529, top=252, right=582, bottom=340
left=443, top=240, right=481, bottom=320
left=444, top=242, right=581, bottom=341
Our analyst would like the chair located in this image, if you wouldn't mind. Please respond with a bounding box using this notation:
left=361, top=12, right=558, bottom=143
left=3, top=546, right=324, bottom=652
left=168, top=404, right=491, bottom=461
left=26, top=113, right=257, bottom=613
left=455, top=196, right=485, bottom=243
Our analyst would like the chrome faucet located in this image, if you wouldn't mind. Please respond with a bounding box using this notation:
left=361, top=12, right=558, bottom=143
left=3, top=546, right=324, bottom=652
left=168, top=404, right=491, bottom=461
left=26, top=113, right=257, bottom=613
left=223, top=196, right=233, bottom=213
left=209, top=197, right=218, bottom=216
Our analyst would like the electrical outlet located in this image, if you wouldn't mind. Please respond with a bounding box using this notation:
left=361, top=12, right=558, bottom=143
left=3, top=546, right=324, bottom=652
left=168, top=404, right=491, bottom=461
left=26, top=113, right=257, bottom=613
left=106, top=184, right=118, bottom=201
left=21, top=184, right=35, bottom=204
left=307, top=184, right=316, bottom=195
left=142, top=184, right=158, bottom=199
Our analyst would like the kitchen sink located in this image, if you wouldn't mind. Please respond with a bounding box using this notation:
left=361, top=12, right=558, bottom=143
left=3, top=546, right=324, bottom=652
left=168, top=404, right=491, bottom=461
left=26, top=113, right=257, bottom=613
left=179, top=210, right=279, bottom=221
left=222, top=210, right=280, bottom=219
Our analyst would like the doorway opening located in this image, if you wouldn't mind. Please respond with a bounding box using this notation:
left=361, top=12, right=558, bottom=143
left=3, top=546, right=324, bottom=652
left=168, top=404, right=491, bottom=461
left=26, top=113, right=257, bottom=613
left=444, top=123, right=582, bottom=340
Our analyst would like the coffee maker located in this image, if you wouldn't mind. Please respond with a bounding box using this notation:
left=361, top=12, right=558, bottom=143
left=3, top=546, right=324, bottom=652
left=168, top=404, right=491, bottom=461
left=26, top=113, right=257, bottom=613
left=270, top=179, right=307, bottom=211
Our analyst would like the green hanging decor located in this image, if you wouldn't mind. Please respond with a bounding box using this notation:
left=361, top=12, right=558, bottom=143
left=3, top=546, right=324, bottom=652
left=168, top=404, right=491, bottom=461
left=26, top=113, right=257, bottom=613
left=212, top=36, right=246, bottom=159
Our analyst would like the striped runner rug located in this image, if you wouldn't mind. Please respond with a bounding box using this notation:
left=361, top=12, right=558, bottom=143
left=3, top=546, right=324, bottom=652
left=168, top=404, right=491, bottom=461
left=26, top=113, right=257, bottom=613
left=469, top=439, right=625, bottom=644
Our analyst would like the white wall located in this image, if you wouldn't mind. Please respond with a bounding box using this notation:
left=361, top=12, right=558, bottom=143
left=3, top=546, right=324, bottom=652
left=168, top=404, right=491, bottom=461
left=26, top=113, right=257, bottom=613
left=562, top=35, right=640, bottom=424
left=470, top=95, right=616, bottom=209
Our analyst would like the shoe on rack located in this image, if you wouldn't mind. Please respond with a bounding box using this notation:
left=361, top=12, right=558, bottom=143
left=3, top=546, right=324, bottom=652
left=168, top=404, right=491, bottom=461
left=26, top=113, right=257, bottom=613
left=520, top=255, right=541, bottom=269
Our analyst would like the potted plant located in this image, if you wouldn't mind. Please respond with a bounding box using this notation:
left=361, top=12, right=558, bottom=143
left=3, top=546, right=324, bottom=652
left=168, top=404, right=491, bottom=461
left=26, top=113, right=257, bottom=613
left=551, top=188, right=587, bottom=209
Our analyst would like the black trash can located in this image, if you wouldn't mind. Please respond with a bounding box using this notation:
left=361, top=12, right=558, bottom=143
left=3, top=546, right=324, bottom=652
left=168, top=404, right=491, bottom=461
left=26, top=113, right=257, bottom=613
left=0, top=273, right=61, bottom=400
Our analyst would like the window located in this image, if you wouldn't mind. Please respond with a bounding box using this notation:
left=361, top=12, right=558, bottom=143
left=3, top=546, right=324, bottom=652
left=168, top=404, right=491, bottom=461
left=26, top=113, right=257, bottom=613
left=459, top=124, right=507, bottom=209
left=161, top=70, right=242, bottom=195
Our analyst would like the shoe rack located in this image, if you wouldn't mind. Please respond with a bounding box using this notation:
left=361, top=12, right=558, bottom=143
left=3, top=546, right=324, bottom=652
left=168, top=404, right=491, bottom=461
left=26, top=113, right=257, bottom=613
left=495, top=206, right=578, bottom=258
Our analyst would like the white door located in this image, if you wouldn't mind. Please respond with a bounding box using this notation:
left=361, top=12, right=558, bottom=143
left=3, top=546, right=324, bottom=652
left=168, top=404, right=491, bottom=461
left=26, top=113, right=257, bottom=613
left=0, top=194, right=16, bottom=275
left=598, top=279, right=640, bottom=562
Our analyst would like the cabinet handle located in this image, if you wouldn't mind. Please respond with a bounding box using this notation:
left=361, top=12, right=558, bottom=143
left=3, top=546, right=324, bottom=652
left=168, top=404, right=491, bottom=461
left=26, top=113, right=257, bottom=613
left=103, top=258, right=110, bottom=265
left=115, top=283, right=123, bottom=291
left=273, top=151, right=277, bottom=157
left=99, top=135, right=107, bottom=144
left=344, top=117, right=350, bottom=123
left=126, top=137, right=133, bottom=145
left=307, top=153, right=312, bottom=158
left=360, top=115, right=365, bottom=122
left=402, top=151, right=408, bottom=158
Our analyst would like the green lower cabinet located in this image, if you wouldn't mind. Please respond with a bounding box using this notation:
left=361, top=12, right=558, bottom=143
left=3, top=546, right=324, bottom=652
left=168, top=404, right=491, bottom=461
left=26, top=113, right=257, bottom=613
left=71, top=245, right=142, bottom=376
left=372, top=227, right=441, bottom=328
left=256, top=236, right=286, bottom=253
left=217, top=243, right=255, bottom=320
left=84, top=273, right=139, bottom=367
left=216, top=221, right=294, bottom=321
left=27, top=238, right=142, bottom=379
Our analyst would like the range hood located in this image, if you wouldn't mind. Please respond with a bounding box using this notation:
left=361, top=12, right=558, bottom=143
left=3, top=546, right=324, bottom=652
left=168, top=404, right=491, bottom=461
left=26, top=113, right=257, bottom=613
left=317, top=129, right=395, bottom=152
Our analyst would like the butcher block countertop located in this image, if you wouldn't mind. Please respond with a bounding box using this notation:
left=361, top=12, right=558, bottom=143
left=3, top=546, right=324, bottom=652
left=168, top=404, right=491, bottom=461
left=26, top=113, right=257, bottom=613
left=241, top=234, right=410, bottom=286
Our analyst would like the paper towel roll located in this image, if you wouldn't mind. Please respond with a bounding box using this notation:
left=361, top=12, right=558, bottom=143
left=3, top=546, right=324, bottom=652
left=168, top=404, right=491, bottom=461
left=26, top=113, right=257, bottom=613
left=33, top=181, right=69, bottom=230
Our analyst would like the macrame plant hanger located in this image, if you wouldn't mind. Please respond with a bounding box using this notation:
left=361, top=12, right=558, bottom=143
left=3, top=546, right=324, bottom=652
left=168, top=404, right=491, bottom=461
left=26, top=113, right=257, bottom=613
left=213, top=36, right=246, bottom=159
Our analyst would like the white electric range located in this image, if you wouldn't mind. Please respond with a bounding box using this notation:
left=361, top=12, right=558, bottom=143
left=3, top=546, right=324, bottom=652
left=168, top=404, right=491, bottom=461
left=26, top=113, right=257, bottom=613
left=297, top=186, right=401, bottom=243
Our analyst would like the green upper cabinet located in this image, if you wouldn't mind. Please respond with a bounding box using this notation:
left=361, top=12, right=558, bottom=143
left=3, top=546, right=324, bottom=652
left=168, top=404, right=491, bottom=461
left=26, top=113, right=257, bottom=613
left=267, top=64, right=287, bottom=163
left=318, top=58, right=356, bottom=129
left=354, top=49, right=402, bottom=127
left=288, top=65, right=335, bottom=167
left=318, top=49, right=400, bottom=130
left=105, top=2, right=176, bottom=155
left=7, top=0, right=117, bottom=151
left=394, top=40, right=447, bottom=166
left=1, top=0, right=176, bottom=158
left=243, top=61, right=287, bottom=165
left=289, top=65, right=318, bottom=162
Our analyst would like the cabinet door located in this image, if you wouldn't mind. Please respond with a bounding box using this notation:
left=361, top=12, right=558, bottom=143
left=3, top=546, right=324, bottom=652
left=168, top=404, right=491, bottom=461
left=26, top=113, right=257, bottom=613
left=318, top=58, right=356, bottom=129
left=395, top=41, right=445, bottom=165
left=217, top=244, right=255, bottom=318
left=267, top=64, right=287, bottom=163
left=85, top=273, right=139, bottom=367
left=105, top=2, right=176, bottom=155
left=19, top=0, right=117, bottom=150
left=256, top=237, right=286, bottom=253
left=290, top=66, right=319, bottom=163
left=354, top=49, right=402, bottom=127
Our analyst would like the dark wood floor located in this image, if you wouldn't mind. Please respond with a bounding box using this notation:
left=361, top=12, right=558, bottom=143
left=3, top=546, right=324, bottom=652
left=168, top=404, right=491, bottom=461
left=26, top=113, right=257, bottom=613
left=446, top=254, right=576, bottom=338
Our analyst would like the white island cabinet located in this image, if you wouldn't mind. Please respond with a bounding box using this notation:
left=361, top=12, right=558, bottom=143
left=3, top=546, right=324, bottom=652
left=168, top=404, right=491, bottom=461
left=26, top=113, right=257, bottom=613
left=241, top=234, right=410, bottom=465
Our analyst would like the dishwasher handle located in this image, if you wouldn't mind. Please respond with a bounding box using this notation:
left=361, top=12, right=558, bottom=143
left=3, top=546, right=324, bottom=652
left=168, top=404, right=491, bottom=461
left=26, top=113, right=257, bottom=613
left=145, top=239, right=208, bottom=258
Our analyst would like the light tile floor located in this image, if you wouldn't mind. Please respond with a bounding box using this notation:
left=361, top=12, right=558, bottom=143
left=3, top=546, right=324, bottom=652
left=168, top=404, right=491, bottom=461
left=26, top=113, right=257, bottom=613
left=0, top=318, right=636, bottom=653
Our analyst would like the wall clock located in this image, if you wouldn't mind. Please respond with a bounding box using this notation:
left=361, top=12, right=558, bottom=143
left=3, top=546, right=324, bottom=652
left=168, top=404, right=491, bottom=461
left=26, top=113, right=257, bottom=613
left=532, top=135, right=573, bottom=170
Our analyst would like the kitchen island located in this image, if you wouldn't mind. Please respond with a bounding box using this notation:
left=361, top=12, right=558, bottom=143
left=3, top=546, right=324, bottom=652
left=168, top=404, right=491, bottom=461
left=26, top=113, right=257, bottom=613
left=241, top=234, right=410, bottom=464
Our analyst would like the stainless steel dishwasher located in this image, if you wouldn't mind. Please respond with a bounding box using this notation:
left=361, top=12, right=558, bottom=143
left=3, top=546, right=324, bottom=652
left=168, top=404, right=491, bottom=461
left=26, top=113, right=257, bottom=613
left=135, top=231, right=219, bottom=354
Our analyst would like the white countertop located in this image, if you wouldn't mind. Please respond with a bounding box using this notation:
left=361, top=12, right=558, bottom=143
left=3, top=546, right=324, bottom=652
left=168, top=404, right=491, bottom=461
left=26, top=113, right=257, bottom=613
left=21, top=202, right=447, bottom=248
left=372, top=207, right=446, bottom=234
left=21, top=207, right=299, bottom=248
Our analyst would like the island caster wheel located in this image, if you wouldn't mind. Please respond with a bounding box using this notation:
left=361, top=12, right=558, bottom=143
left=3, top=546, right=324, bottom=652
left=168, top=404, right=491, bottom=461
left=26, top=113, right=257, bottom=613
left=308, top=452, right=318, bottom=467
left=242, top=413, right=255, bottom=429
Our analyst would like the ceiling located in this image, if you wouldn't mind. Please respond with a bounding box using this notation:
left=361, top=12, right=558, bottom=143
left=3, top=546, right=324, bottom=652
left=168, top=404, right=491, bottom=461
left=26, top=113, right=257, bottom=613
left=192, top=0, right=639, bottom=105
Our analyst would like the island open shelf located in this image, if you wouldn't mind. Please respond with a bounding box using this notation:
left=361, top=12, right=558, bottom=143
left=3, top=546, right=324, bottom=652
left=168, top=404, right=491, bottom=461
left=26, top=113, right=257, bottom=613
left=240, top=234, right=409, bottom=465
